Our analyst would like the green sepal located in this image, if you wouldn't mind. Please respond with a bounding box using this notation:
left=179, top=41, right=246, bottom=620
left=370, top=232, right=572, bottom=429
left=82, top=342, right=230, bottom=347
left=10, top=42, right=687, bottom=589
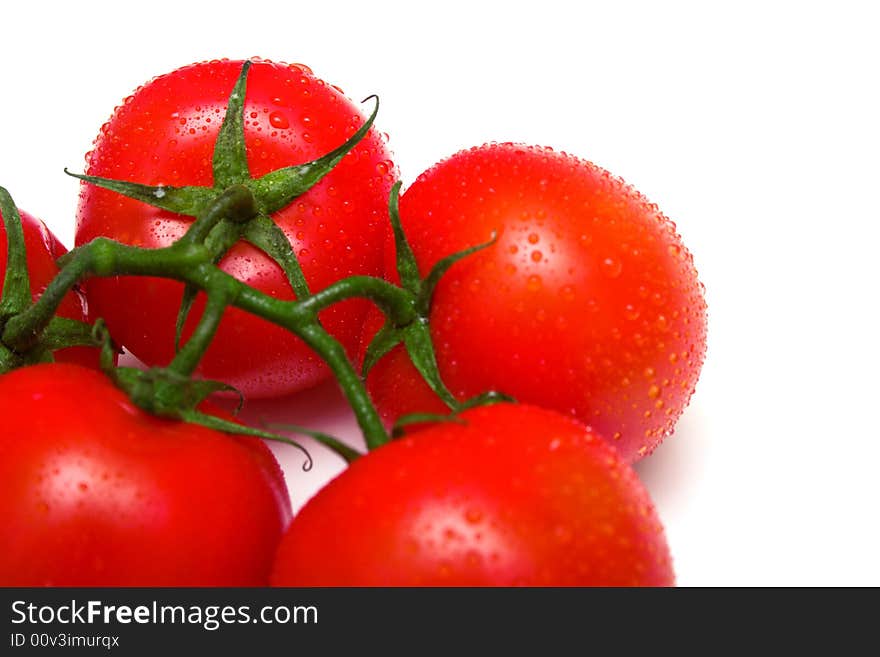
left=459, top=390, right=516, bottom=410
left=243, top=214, right=311, bottom=299
left=92, top=321, right=239, bottom=418
left=40, top=316, right=103, bottom=351
left=64, top=170, right=215, bottom=216
left=418, top=232, right=497, bottom=316
left=181, top=410, right=313, bottom=472
left=92, top=318, right=119, bottom=373
left=391, top=412, right=467, bottom=439
left=0, top=343, right=21, bottom=371
left=212, top=61, right=252, bottom=189
left=390, top=394, right=514, bottom=439
left=401, top=320, right=458, bottom=409
left=174, top=285, right=199, bottom=352
left=3, top=343, right=54, bottom=369
left=112, top=366, right=234, bottom=415
left=0, top=187, right=31, bottom=320
left=267, top=423, right=363, bottom=464
left=249, top=95, right=380, bottom=215
left=360, top=321, right=404, bottom=378
left=386, top=181, right=421, bottom=292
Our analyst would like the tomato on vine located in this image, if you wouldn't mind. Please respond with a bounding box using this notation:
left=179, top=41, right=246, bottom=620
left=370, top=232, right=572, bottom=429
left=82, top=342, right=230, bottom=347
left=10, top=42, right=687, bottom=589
left=76, top=58, right=396, bottom=398
left=271, top=403, right=674, bottom=586
left=1, top=205, right=96, bottom=367
left=0, top=363, right=291, bottom=586
left=362, top=143, right=707, bottom=461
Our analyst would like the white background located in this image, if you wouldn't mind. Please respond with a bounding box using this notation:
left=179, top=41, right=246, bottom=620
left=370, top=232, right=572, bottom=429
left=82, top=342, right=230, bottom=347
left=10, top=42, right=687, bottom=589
left=1, top=1, right=878, bottom=586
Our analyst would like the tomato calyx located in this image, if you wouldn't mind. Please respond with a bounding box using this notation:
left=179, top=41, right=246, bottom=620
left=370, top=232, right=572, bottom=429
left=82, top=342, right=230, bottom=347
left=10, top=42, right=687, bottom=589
left=66, top=61, right=378, bottom=298
left=88, top=319, right=315, bottom=470
left=361, top=181, right=515, bottom=433
left=0, top=188, right=102, bottom=372
left=66, top=60, right=380, bottom=347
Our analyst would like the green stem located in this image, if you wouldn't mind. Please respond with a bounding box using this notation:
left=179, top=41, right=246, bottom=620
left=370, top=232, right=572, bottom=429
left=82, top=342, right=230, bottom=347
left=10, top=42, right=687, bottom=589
left=300, top=275, right=416, bottom=326
left=168, top=291, right=228, bottom=377
left=2, top=237, right=394, bottom=448
left=0, top=187, right=32, bottom=321
left=296, top=321, right=387, bottom=450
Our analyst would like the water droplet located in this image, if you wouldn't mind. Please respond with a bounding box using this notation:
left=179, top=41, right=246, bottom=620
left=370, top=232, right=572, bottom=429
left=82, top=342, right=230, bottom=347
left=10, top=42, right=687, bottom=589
left=528, top=233, right=540, bottom=244
left=648, top=385, right=661, bottom=399
left=527, top=275, right=542, bottom=292
left=531, top=250, right=543, bottom=262
left=376, top=161, right=389, bottom=175
left=668, top=244, right=681, bottom=258
left=624, top=304, right=640, bottom=320
left=601, top=257, right=622, bottom=278
left=269, top=111, right=289, bottom=129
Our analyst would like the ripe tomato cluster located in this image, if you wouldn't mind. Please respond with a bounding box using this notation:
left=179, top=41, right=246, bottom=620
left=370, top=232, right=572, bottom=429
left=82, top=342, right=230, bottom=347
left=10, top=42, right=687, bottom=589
left=0, top=58, right=706, bottom=586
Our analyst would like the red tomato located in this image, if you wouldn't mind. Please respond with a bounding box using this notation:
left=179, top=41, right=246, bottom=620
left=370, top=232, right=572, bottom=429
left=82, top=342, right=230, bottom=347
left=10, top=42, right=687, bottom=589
left=271, top=403, right=673, bottom=586
left=1, top=207, right=95, bottom=366
left=0, top=363, right=291, bottom=586
left=363, top=143, right=707, bottom=461
left=76, top=59, right=395, bottom=397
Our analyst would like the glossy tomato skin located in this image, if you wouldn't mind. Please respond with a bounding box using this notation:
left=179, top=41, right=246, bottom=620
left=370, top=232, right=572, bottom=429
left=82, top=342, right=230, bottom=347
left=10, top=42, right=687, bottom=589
left=76, top=59, right=396, bottom=397
left=0, top=363, right=292, bottom=586
left=0, top=208, right=96, bottom=367
left=271, top=404, right=673, bottom=587
left=364, top=143, right=707, bottom=462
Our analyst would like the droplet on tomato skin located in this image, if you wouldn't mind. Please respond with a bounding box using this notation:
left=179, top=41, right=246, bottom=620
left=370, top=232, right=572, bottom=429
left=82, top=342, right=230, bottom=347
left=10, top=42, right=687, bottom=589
left=268, top=111, right=289, bottom=129
left=526, top=275, right=542, bottom=292
left=624, top=304, right=640, bottom=321
left=601, top=257, right=622, bottom=278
